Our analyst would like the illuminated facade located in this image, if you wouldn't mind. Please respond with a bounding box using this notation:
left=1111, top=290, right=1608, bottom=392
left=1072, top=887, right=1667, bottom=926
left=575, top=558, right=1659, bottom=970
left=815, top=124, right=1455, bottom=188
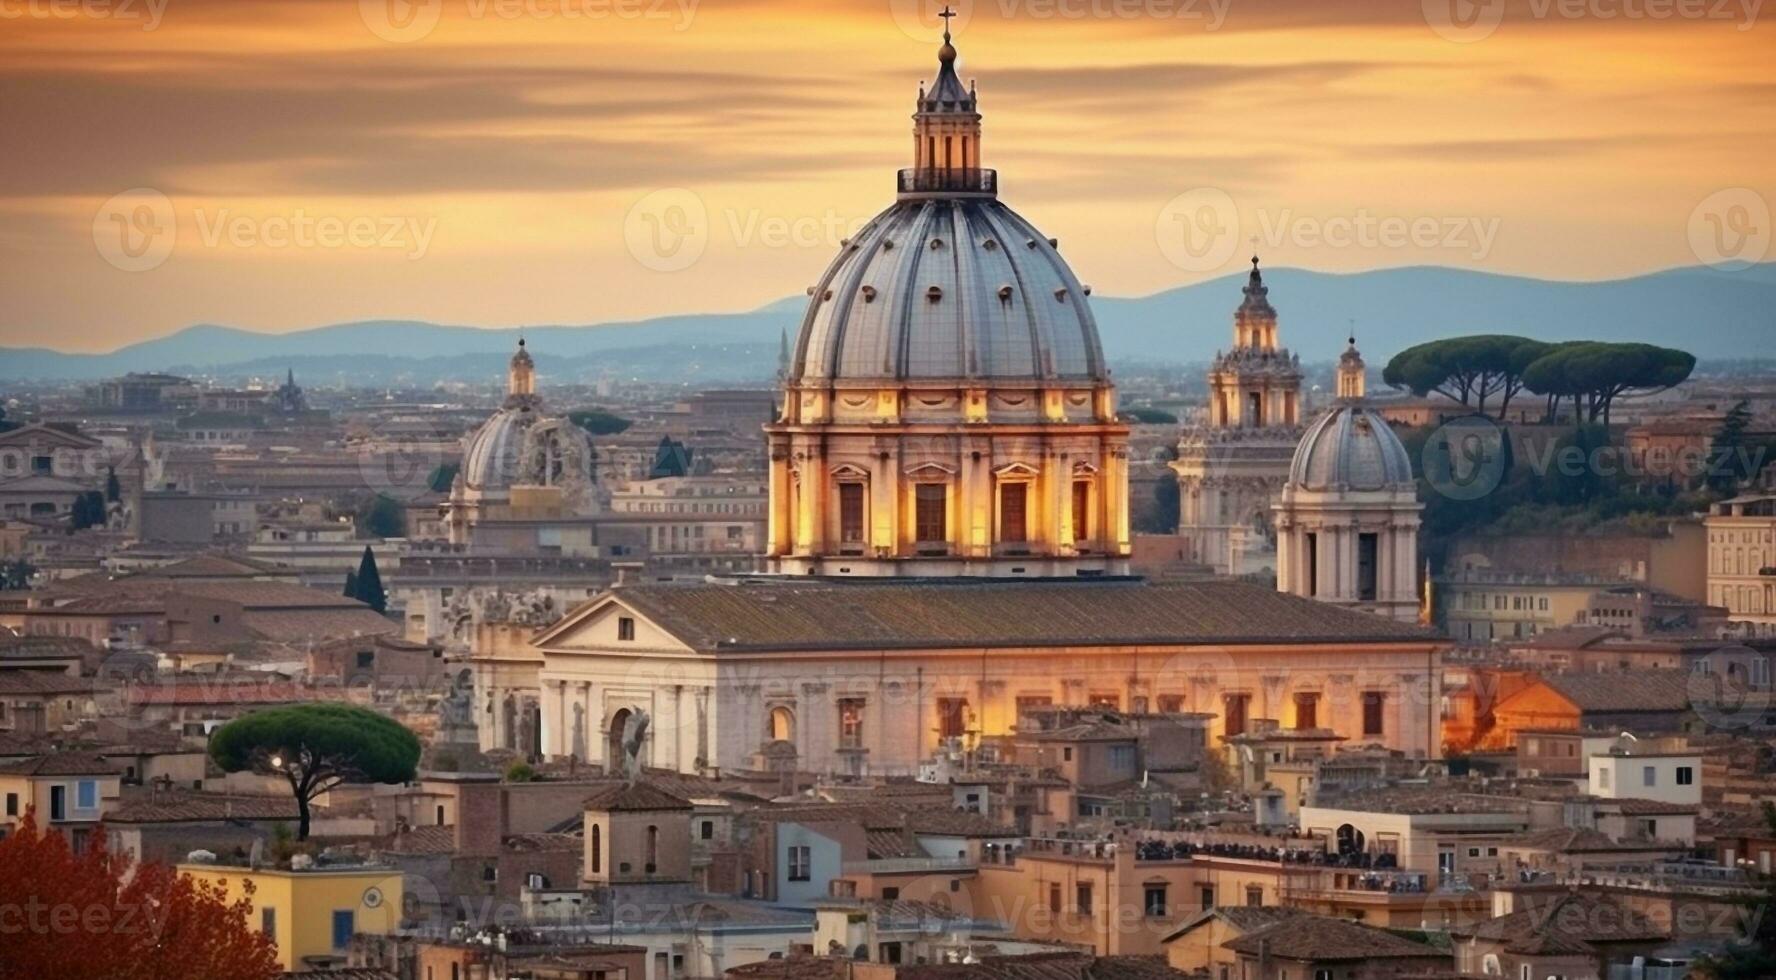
left=1275, top=340, right=1424, bottom=622
left=1170, top=259, right=1305, bottom=575
left=763, top=24, right=1130, bottom=578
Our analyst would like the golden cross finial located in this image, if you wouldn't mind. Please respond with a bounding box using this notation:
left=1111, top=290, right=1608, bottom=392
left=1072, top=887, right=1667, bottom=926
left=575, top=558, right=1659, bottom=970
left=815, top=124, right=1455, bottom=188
left=939, top=4, right=956, bottom=40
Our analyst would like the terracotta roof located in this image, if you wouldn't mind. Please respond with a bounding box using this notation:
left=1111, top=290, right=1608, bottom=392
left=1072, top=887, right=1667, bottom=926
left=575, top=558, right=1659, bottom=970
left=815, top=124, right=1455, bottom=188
left=0, top=752, right=125, bottom=777
left=1498, top=827, right=1660, bottom=853
left=865, top=829, right=922, bottom=860
left=1456, top=892, right=1664, bottom=947
left=1598, top=797, right=1699, bottom=816
left=0, top=670, right=106, bottom=696
left=893, top=953, right=1197, bottom=980
left=383, top=824, right=456, bottom=855
left=1161, top=906, right=1305, bottom=944
left=1224, top=916, right=1445, bottom=961
left=1539, top=670, right=1695, bottom=712
left=584, top=780, right=694, bottom=812
left=107, top=791, right=300, bottom=824
left=904, top=808, right=1020, bottom=838
left=578, top=580, right=1439, bottom=654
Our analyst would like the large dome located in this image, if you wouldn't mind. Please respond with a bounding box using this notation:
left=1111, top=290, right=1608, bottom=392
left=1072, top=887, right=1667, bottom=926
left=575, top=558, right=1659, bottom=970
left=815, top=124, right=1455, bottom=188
left=461, top=404, right=538, bottom=492
left=788, top=197, right=1107, bottom=384
left=1287, top=404, right=1415, bottom=491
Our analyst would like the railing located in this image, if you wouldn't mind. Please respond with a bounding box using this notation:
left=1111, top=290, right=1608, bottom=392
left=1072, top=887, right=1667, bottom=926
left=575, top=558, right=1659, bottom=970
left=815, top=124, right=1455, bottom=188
left=843, top=856, right=975, bottom=875
left=897, top=168, right=997, bottom=195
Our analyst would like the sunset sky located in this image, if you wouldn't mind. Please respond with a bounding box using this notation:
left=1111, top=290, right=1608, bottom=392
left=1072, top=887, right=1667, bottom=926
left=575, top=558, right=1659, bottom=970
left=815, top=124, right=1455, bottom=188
left=1, top=0, right=1771, bottom=352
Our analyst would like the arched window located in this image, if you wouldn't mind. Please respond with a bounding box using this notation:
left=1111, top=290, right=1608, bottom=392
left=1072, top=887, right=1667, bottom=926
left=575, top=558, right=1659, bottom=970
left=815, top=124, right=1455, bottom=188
left=1481, top=954, right=1500, bottom=975
left=590, top=824, right=602, bottom=874
left=769, top=706, right=795, bottom=742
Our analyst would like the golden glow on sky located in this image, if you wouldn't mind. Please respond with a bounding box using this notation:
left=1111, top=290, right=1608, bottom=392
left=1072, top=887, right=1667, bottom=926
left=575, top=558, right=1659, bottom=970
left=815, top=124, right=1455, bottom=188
left=1, top=0, right=1771, bottom=350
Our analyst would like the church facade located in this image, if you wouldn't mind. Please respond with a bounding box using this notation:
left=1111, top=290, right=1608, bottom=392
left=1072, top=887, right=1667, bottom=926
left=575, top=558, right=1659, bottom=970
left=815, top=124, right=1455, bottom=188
left=517, top=28, right=1447, bottom=778
left=1170, top=259, right=1305, bottom=576
left=762, top=18, right=1129, bottom=578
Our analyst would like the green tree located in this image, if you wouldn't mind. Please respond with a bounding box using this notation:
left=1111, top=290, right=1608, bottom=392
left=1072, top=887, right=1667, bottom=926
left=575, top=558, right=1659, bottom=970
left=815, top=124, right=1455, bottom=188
left=0, top=558, right=35, bottom=590
left=69, top=491, right=106, bottom=530
left=351, top=546, right=387, bottom=613
left=104, top=466, right=121, bottom=503
left=209, top=703, right=420, bottom=839
left=1122, top=407, right=1179, bottom=425
left=1693, top=803, right=1776, bottom=978
left=426, top=462, right=460, bottom=493
left=355, top=492, right=404, bottom=539
left=504, top=761, right=537, bottom=782
left=1521, top=342, right=1695, bottom=424
left=568, top=409, right=634, bottom=436
left=1708, top=400, right=1756, bottom=493
left=1383, top=335, right=1552, bottom=418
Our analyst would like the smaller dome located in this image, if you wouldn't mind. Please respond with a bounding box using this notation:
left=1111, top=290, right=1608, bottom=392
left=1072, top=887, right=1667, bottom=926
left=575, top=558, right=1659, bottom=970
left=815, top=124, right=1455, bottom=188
left=461, top=405, right=536, bottom=492
left=1288, top=405, right=1414, bottom=491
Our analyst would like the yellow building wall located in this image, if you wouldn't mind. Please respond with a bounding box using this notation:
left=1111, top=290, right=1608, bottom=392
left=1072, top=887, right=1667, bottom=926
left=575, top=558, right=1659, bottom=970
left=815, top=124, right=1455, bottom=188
left=180, top=865, right=404, bottom=972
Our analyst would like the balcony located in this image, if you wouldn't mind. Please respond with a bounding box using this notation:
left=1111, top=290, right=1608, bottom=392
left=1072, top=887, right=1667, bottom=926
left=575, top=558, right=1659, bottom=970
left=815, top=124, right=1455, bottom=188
left=897, top=168, right=997, bottom=196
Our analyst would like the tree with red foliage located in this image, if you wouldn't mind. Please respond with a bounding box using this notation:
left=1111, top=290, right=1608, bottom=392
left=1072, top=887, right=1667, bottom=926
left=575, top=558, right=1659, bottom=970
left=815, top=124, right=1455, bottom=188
left=0, top=810, right=280, bottom=980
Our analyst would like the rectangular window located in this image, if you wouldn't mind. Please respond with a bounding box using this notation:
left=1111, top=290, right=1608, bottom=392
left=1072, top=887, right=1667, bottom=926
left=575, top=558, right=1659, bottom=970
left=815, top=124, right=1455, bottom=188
left=701, top=821, right=714, bottom=840
left=4, top=793, right=16, bottom=817
left=1224, top=694, right=1250, bottom=737
left=999, top=482, right=1028, bottom=544
left=1199, top=885, right=1215, bottom=911
left=617, top=617, right=636, bottom=641
left=1143, top=885, right=1167, bottom=918
left=937, top=698, right=969, bottom=739
left=1362, top=691, right=1385, bottom=736
left=1048, top=883, right=1061, bottom=914
left=1157, top=694, right=1184, bottom=713
left=1356, top=532, right=1378, bottom=601
left=1293, top=693, right=1319, bottom=730
left=839, top=483, right=865, bottom=544
left=1075, top=883, right=1093, bottom=914
left=915, top=484, right=947, bottom=543
left=261, top=907, right=276, bottom=937
left=1072, top=481, right=1091, bottom=541
left=1677, top=766, right=1694, bottom=785
left=49, top=786, right=65, bottom=821
left=1644, top=765, right=1657, bottom=787
left=788, top=845, right=811, bottom=882
left=76, top=781, right=96, bottom=810
left=1305, top=533, right=1318, bottom=596
left=1246, top=886, right=1263, bottom=907
left=838, top=698, right=865, bottom=748
left=331, top=910, right=354, bottom=951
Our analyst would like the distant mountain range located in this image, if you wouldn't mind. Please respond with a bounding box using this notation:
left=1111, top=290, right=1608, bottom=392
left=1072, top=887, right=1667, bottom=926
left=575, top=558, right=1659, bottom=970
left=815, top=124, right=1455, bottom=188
left=4, top=263, right=1772, bottom=385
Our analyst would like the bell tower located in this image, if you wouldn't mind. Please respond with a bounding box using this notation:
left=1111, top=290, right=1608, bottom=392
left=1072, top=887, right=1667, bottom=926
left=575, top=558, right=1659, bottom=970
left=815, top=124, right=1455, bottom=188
left=909, top=7, right=985, bottom=190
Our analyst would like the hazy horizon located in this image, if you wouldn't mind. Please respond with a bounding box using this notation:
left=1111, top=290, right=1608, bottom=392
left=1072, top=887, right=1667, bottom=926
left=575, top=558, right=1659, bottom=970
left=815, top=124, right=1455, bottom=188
left=2, top=0, right=1771, bottom=352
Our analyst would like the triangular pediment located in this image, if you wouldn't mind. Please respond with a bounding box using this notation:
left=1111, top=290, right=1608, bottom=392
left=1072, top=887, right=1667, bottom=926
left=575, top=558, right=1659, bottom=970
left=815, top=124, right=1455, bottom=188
left=992, top=461, right=1041, bottom=478
left=531, top=592, right=696, bottom=655
left=904, top=461, right=957, bottom=477
left=0, top=423, right=101, bottom=450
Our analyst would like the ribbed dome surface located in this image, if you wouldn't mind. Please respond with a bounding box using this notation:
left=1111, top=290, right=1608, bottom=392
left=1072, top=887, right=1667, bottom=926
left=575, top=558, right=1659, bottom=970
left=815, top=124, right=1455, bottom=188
left=1288, top=405, right=1415, bottom=491
left=790, top=198, right=1107, bottom=383
left=461, top=405, right=537, bottom=492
